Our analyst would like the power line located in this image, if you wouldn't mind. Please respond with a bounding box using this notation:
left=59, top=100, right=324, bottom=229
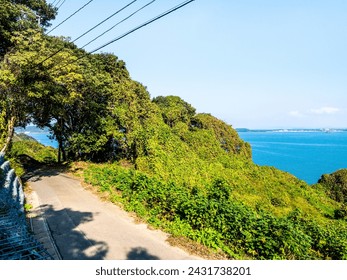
left=47, top=0, right=95, bottom=35
left=38, top=0, right=139, bottom=66
left=81, top=0, right=156, bottom=50
left=89, top=0, right=195, bottom=54
left=54, top=0, right=63, bottom=8
left=72, top=0, right=138, bottom=45
left=57, top=0, right=67, bottom=10
left=53, top=0, right=195, bottom=72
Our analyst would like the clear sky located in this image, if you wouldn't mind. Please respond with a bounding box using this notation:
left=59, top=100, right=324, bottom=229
left=47, top=0, right=347, bottom=129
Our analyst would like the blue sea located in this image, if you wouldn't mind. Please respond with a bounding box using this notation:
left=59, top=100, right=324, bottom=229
left=238, top=129, right=347, bottom=185
left=17, top=127, right=347, bottom=185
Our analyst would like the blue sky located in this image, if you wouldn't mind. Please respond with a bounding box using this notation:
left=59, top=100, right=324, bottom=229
left=47, top=0, right=347, bottom=129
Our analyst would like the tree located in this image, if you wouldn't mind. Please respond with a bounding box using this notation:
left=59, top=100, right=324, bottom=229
left=319, top=169, right=347, bottom=203
left=152, top=95, right=196, bottom=128
left=13, top=0, right=57, bottom=27
left=0, top=0, right=56, bottom=153
left=0, top=29, right=45, bottom=153
left=191, top=113, right=252, bottom=158
left=109, top=80, right=158, bottom=163
left=0, top=0, right=56, bottom=57
left=0, top=28, right=80, bottom=156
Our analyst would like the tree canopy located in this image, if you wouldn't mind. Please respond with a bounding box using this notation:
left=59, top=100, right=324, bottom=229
left=319, top=169, right=347, bottom=203
left=0, top=0, right=56, bottom=57
left=0, top=2, right=250, bottom=163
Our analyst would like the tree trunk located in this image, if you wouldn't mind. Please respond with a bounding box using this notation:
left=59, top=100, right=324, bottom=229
left=57, top=138, right=67, bottom=163
left=0, top=116, right=16, bottom=154
left=58, top=141, right=61, bottom=163
left=61, top=144, right=66, bottom=162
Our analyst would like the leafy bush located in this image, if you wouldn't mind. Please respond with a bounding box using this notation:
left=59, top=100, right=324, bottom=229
left=83, top=164, right=347, bottom=260
left=318, top=169, right=347, bottom=203
left=334, top=205, right=347, bottom=220
left=10, top=136, right=57, bottom=163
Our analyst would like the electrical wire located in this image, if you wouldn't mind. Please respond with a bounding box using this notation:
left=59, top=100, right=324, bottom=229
left=47, top=0, right=95, bottom=35
left=54, top=0, right=63, bottom=8
left=72, top=0, right=138, bottom=44
left=38, top=0, right=138, bottom=66
left=89, top=0, right=194, bottom=54
left=57, top=0, right=66, bottom=10
left=81, top=0, right=156, bottom=49
left=52, top=0, right=195, bottom=72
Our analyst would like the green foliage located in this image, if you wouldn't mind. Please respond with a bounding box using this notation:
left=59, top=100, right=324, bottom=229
left=318, top=169, right=347, bottom=203
left=83, top=163, right=347, bottom=259
left=9, top=134, right=57, bottom=163
left=192, top=113, right=252, bottom=158
left=153, top=95, right=196, bottom=128
left=0, top=0, right=56, bottom=57
left=334, top=205, right=347, bottom=220
left=107, top=80, right=159, bottom=163
left=24, top=203, right=33, bottom=211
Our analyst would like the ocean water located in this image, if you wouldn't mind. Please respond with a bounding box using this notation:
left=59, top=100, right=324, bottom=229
left=238, top=130, right=347, bottom=185
left=17, top=127, right=347, bottom=185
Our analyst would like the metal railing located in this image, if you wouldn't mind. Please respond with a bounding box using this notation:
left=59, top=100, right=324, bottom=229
left=0, top=152, right=52, bottom=260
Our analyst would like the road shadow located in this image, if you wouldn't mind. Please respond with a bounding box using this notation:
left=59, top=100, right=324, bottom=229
left=19, top=155, right=71, bottom=183
left=38, top=204, right=108, bottom=260
left=127, top=247, right=160, bottom=260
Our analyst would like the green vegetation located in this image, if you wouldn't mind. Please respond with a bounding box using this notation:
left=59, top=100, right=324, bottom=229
left=83, top=163, right=347, bottom=259
left=24, top=203, right=33, bottom=211
left=318, top=169, right=347, bottom=203
left=5, top=133, right=57, bottom=176
left=1, top=0, right=346, bottom=259
left=317, top=169, right=347, bottom=221
left=10, top=133, right=57, bottom=163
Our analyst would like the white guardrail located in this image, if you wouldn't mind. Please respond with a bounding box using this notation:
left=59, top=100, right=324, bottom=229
left=0, top=152, right=25, bottom=213
left=0, top=152, right=52, bottom=260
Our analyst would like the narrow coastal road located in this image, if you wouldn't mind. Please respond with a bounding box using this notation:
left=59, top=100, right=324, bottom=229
left=27, top=169, right=200, bottom=260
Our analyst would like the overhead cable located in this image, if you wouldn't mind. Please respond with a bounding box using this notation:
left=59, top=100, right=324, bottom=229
left=54, top=0, right=63, bottom=8
left=57, top=0, right=67, bottom=10
left=47, top=0, right=95, bottom=35
left=81, top=0, right=156, bottom=49
left=89, top=0, right=195, bottom=54
left=51, top=0, right=195, bottom=72
left=38, top=0, right=138, bottom=66
left=72, top=0, right=139, bottom=45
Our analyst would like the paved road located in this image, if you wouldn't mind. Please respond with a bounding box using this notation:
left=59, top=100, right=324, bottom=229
left=28, top=169, right=200, bottom=260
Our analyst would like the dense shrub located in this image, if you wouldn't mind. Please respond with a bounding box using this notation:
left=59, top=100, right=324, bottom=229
left=10, top=135, right=57, bottom=163
left=83, top=164, right=347, bottom=260
left=318, top=169, right=347, bottom=203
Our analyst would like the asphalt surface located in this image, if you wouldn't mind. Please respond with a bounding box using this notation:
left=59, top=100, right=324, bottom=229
left=28, top=169, right=200, bottom=260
